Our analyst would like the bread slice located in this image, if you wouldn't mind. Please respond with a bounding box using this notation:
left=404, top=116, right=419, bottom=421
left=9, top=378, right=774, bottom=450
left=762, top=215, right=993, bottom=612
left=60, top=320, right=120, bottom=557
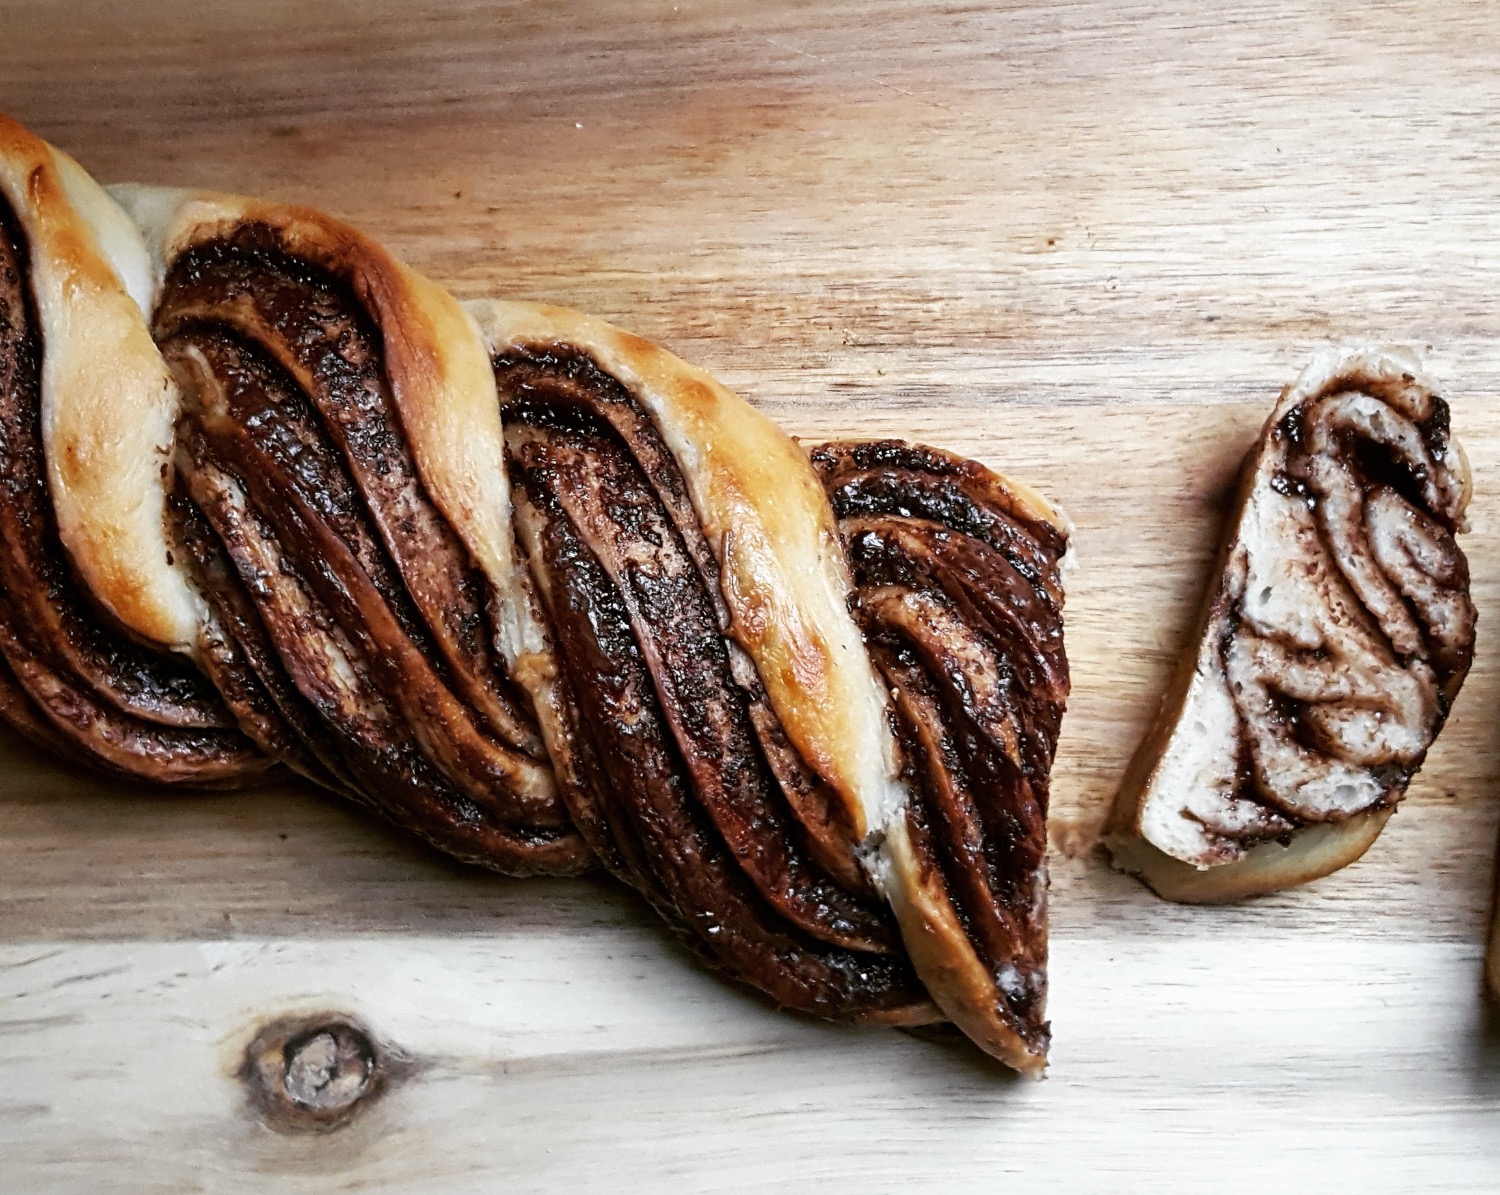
left=1104, top=347, right=1474, bottom=902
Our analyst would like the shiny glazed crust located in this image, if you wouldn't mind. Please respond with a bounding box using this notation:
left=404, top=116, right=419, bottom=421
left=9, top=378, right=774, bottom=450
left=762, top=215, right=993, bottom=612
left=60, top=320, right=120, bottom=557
left=1105, top=347, right=1473, bottom=901
left=467, top=299, right=906, bottom=844
left=0, top=116, right=207, bottom=652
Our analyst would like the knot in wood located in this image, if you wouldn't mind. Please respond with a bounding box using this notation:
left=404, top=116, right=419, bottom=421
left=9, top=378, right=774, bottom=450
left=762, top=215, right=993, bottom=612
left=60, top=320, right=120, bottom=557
left=283, top=1024, right=373, bottom=1111
left=241, top=1013, right=396, bottom=1133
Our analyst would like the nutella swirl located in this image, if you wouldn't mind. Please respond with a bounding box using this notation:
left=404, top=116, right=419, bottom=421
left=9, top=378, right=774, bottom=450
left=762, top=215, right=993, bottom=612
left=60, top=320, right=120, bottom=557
left=1205, top=363, right=1467, bottom=852
left=814, top=441, right=1069, bottom=1064
left=1107, top=348, right=1475, bottom=897
left=498, top=347, right=930, bottom=1021
left=150, top=226, right=588, bottom=873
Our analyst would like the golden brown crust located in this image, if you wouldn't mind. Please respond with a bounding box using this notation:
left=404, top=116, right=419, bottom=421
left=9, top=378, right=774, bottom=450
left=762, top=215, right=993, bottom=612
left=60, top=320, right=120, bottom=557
left=0, top=116, right=207, bottom=652
left=0, top=115, right=270, bottom=786
left=1103, top=807, right=1394, bottom=904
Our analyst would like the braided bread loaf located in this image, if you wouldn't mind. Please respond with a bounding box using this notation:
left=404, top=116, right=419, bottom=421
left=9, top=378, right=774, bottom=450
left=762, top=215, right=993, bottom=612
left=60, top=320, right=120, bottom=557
left=0, top=117, right=1069, bottom=1074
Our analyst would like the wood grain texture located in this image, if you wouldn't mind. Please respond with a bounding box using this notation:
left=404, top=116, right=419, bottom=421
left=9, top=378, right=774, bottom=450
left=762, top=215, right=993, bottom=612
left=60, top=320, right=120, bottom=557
left=2, top=0, right=1499, bottom=1188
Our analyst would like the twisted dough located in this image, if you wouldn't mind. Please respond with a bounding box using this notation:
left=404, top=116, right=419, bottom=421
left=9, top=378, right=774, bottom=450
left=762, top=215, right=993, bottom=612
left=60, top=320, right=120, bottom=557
left=1105, top=347, right=1475, bottom=902
left=473, top=304, right=1070, bottom=1065
left=110, top=185, right=590, bottom=876
left=0, top=119, right=1069, bottom=1074
left=0, top=115, right=269, bottom=785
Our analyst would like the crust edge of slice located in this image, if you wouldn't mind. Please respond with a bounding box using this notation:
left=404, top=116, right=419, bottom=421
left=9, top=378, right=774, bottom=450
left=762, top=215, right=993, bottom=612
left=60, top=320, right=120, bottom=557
left=1102, top=807, right=1394, bottom=904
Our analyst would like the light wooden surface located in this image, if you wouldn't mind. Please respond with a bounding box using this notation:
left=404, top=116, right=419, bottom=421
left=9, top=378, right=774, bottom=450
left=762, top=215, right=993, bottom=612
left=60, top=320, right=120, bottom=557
left=4, top=1, right=1500, bottom=1189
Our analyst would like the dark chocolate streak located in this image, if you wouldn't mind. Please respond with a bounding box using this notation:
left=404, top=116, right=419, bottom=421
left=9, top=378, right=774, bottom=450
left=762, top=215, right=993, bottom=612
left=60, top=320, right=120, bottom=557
left=0, top=192, right=267, bottom=785
left=498, top=348, right=926, bottom=1021
left=153, top=229, right=587, bottom=874
left=1277, top=387, right=1472, bottom=691
left=1210, top=378, right=1475, bottom=843
left=813, top=440, right=1067, bottom=1048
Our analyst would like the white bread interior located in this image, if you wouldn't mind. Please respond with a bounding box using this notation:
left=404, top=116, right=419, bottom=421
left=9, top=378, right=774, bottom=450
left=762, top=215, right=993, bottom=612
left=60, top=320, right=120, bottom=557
left=1104, top=346, right=1470, bottom=902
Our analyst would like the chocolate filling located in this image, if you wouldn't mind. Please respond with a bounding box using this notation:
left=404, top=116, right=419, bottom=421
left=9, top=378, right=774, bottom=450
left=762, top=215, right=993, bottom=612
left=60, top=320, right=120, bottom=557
left=0, top=192, right=267, bottom=785
left=814, top=440, right=1067, bottom=1050
left=1202, top=375, right=1474, bottom=847
left=152, top=228, right=588, bottom=874
left=498, top=348, right=926, bottom=1021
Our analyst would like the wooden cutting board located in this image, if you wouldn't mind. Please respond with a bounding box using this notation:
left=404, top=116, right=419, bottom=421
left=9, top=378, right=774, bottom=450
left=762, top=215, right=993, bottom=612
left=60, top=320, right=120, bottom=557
left=4, top=2, right=1499, bottom=1189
